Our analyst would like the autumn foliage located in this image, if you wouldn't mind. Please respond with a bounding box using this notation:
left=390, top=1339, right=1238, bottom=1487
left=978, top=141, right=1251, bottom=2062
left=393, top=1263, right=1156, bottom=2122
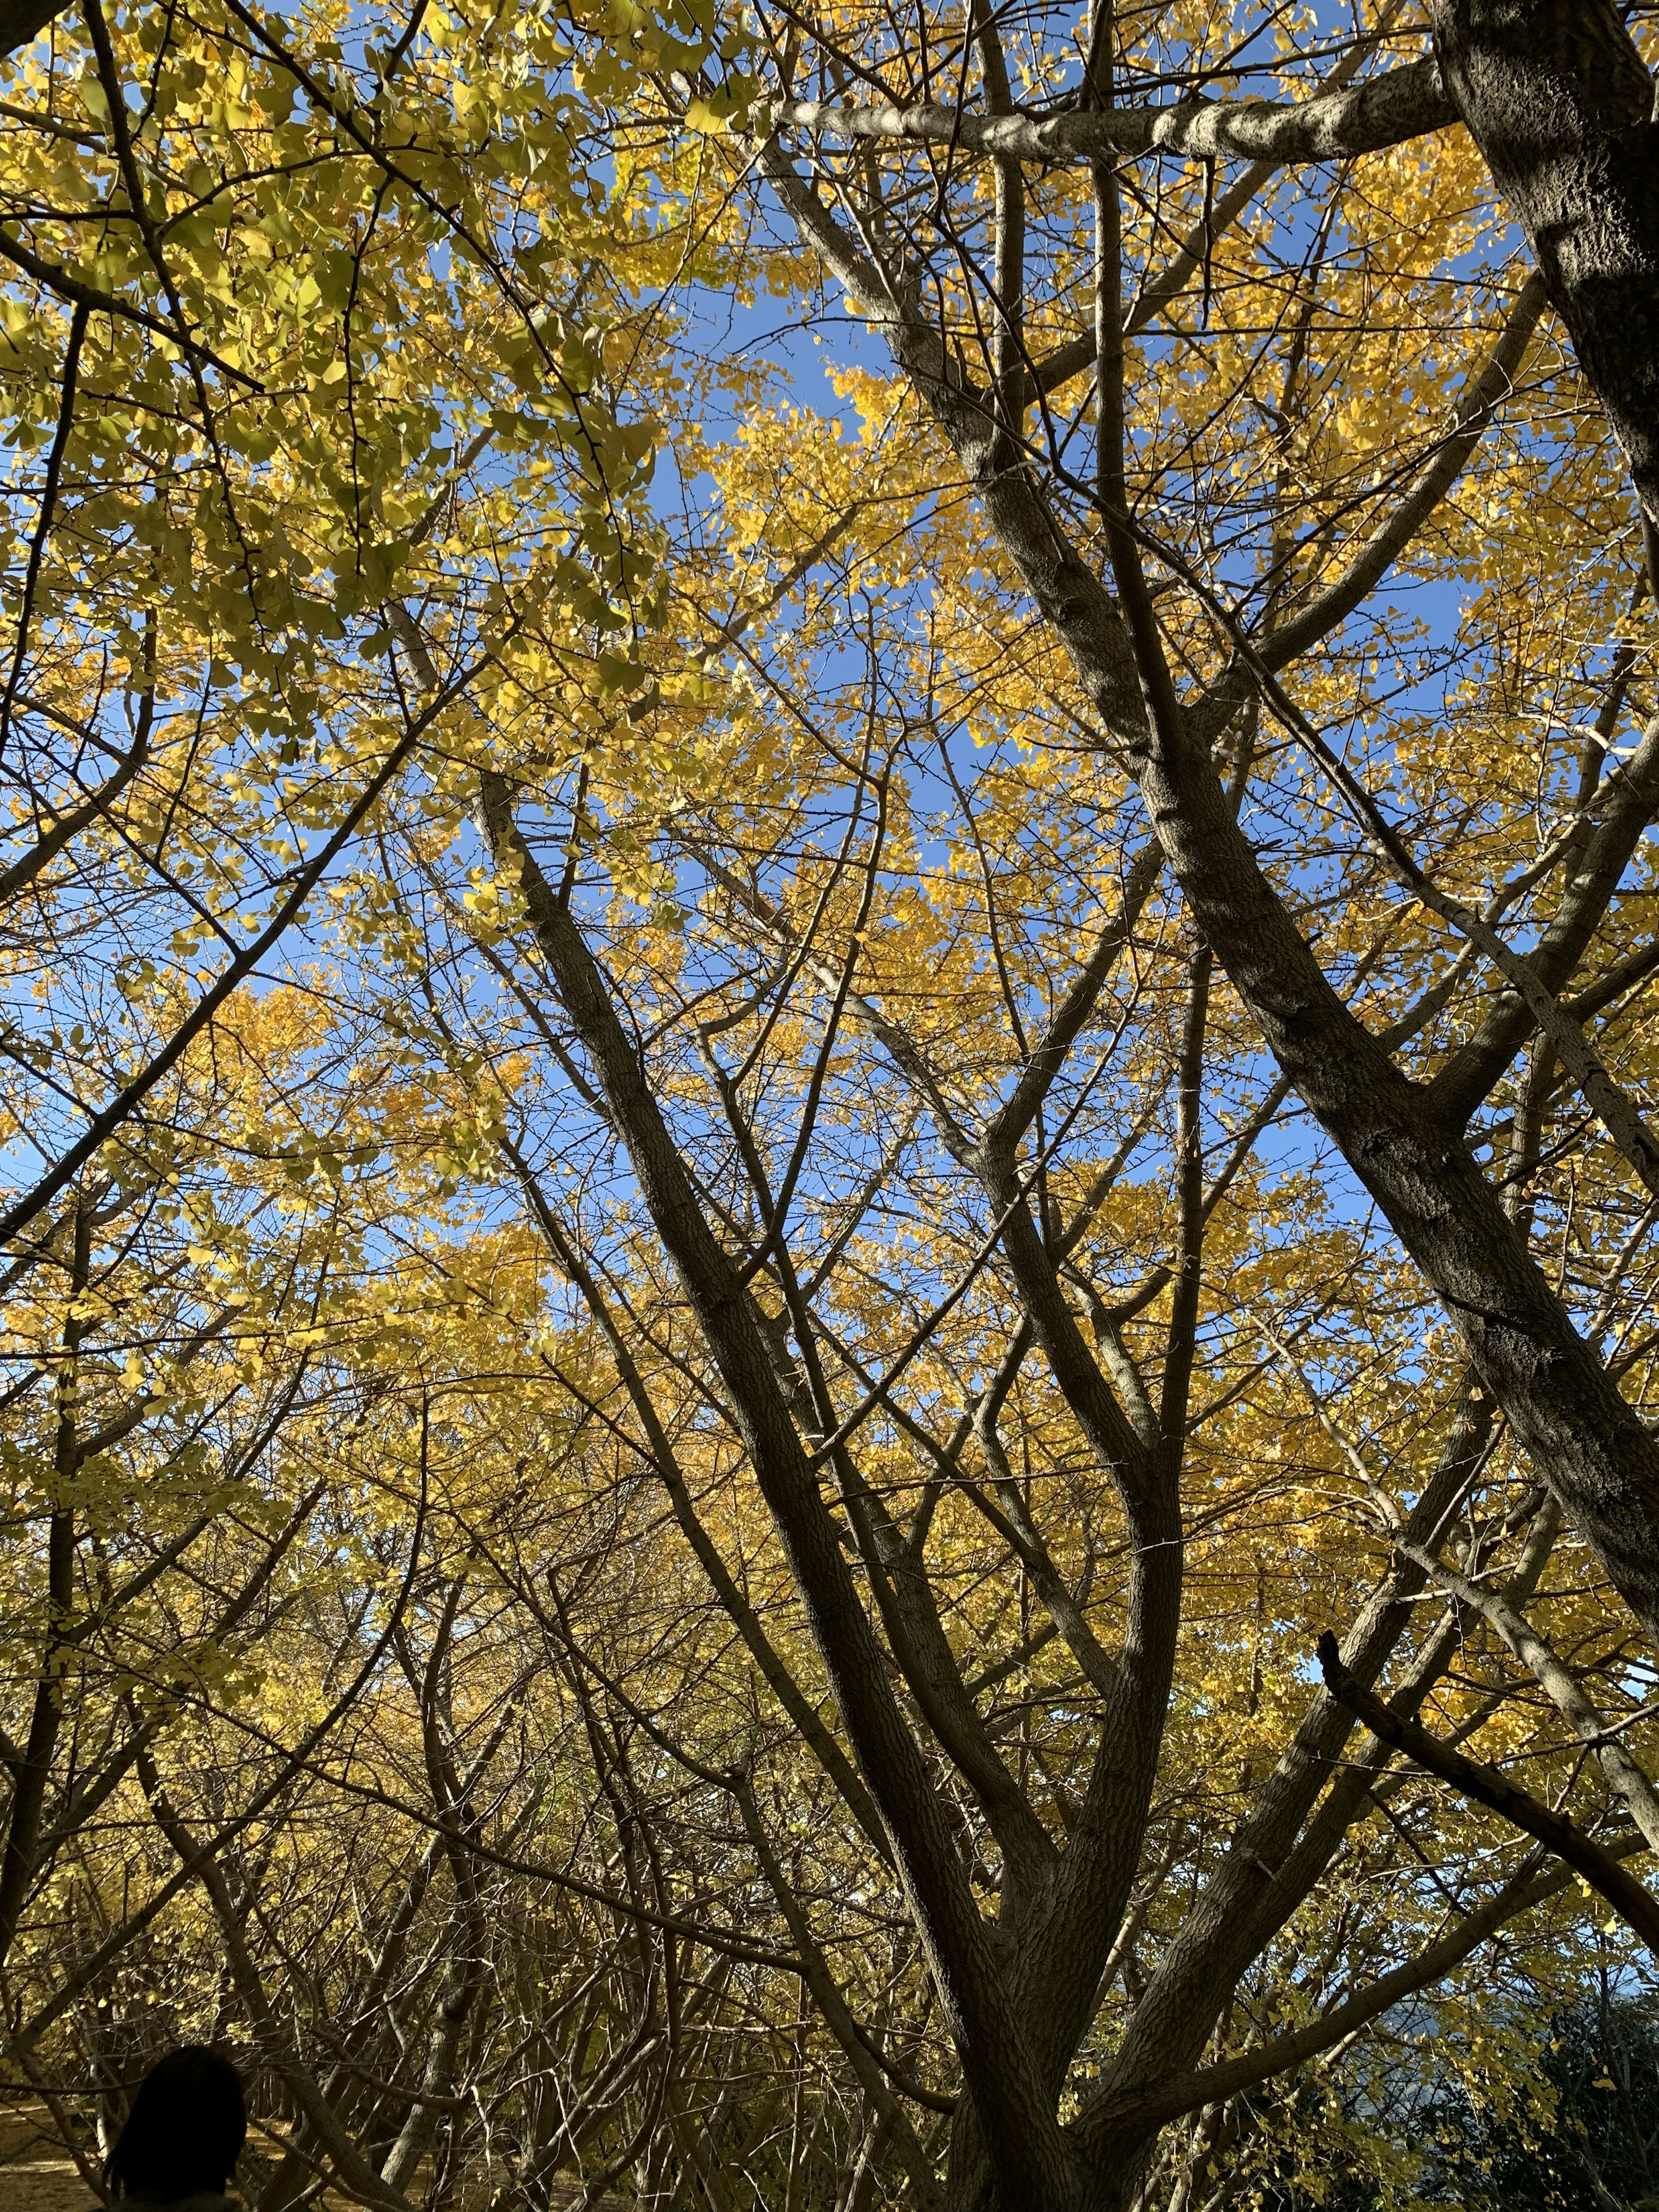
left=3, top=3, right=1659, bottom=2209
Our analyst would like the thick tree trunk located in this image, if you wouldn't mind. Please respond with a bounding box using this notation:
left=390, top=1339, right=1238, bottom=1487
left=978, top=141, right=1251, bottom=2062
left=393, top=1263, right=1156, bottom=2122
left=0, top=0, right=63, bottom=56
left=1430, top=2, right=1659, bottom=529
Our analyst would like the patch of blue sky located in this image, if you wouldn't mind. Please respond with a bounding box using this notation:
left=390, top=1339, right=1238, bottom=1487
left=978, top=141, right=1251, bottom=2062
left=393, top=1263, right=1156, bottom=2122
left=566, top=41, right=1627, bottom=1335
left=2, top=5, right=1621, bottom=1364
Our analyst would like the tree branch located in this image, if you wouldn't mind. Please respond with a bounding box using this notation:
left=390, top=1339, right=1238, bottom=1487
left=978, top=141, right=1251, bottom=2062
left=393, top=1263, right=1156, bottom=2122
left=764, top=54, right=1455, bottom=169
left=1316, top=1629, right=1659, bottom=1951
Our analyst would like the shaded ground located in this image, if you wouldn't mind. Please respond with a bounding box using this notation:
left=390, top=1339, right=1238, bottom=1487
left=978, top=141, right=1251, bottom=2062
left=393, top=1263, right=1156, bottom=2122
left=0, top=2107, right=93, bottom=2212
left=0, top=2107, right=627, bottom=2212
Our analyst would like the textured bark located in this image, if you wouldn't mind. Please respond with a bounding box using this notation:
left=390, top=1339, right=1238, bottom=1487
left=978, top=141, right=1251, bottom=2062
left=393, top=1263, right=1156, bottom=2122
left=1106, top=610, right=1659, bottom=1652
left=804, top=278, right=1659, bottom=1658
left=1431, top=1, right=1659, bottom=528
left=768, top=54, right=1456, bottom=169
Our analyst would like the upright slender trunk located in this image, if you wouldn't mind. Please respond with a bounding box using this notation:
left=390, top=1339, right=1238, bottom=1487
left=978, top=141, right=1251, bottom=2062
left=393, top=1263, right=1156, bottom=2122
left=0, top=1197, right=89, bottom=1970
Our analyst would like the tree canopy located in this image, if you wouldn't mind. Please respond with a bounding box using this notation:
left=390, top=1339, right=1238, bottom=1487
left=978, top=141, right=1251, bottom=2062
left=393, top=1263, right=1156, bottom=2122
left=4, top=4, right=1659, bottom=2210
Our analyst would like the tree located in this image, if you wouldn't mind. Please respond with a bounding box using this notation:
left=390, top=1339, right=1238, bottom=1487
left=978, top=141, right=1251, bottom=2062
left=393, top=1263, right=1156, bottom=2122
left=437, top=0, right=1659, bottom=2203
left=10, top=5, right=1659, bottom=2212
left=0, top=0, right=775, bottom=2199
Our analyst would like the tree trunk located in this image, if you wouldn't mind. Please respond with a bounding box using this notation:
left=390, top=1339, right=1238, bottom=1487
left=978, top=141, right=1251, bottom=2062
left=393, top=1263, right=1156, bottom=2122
left=0, top=0, right=64, bottom=58
left=1430, top=2, right=1659, bottom=531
